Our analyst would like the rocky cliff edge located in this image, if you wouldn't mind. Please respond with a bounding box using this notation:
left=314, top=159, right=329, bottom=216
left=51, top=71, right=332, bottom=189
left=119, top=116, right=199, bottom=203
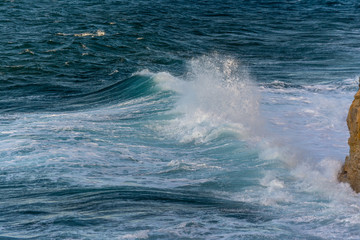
left=338, top=90, right=360, bottom=192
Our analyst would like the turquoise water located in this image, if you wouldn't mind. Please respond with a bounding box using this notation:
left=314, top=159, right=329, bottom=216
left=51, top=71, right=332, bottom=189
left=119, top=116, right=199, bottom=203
left=1, top=1, right=360, bottom=239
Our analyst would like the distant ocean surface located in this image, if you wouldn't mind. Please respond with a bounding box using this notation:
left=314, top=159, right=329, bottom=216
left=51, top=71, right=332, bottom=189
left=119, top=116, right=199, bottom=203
left=1, top=0, right=360, bottom=239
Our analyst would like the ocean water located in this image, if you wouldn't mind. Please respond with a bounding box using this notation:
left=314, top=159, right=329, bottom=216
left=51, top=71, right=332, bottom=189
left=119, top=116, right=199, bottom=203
left=1, top=0, right=360, bottom=239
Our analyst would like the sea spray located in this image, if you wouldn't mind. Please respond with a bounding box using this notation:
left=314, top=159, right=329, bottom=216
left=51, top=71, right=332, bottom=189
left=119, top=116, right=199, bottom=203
left=150, top=54, right=263, bottom=143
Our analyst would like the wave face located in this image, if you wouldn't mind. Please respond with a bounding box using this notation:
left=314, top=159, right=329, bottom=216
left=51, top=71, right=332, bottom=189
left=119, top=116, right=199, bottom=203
left=1, top=0, right=360, bottom=239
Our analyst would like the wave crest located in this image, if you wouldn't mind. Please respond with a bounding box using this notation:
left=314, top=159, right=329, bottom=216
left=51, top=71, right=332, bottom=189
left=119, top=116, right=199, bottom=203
left=149, top=54, right=261, bottom=143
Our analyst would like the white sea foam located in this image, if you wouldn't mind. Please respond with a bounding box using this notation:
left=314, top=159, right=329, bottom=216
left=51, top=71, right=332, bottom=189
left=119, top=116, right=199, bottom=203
left=150, top=54, right=262, bottom=143
left=73, top=30, right=106, bottom=37
left=119, top=230, right=149, bottom=240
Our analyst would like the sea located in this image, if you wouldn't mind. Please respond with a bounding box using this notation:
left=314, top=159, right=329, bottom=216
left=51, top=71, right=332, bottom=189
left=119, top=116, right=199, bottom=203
left=1, top=0, right=360, bottom=239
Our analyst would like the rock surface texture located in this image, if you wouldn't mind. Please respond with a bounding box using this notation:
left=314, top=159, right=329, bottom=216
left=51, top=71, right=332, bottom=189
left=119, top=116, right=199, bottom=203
left=339, top=90, right=360, bottom=192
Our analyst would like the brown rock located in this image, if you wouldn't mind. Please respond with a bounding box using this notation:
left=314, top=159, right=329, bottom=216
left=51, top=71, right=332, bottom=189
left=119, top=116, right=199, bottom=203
left=338, top=90, right=360, bottom=192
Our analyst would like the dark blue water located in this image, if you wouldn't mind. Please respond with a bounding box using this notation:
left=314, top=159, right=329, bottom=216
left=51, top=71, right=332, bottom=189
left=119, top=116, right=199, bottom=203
left=1, top=1, right=360, bottom=239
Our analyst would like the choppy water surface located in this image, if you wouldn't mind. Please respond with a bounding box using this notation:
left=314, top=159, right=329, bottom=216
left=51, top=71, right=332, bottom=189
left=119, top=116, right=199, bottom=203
left=1, top=0, right=360, bottom=239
